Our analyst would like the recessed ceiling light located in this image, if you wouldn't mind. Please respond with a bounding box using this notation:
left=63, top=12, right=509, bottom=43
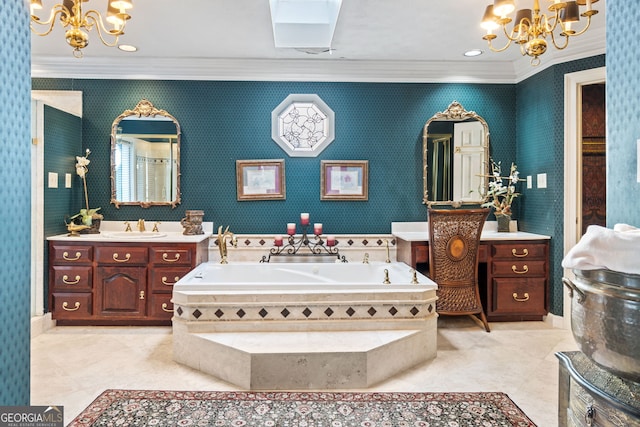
left=118, top=44, right=138, bottom=52
left=464, top=49, right=483, bottom=57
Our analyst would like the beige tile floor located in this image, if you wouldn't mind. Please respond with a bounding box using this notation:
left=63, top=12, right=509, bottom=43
left=31, top=316, right=578, bottom=426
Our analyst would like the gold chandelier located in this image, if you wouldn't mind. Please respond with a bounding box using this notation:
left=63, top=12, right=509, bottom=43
left=30, top=0, right=134, bottom=58
left=481, top=0, right=598, bottom=65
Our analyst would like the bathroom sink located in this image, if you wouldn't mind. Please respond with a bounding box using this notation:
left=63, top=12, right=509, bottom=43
left=104, top=232, right=167, bottom=239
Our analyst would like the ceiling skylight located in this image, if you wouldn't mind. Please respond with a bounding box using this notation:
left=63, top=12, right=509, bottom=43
left=269, top=0, right=342, bottom=49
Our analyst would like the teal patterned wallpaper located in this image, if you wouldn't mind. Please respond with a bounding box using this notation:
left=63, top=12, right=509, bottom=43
left=516, top=54, right=606, bottom=315
left=0, top=0, right=31, bottom=405
left=31, top=79, right=517, bottom=234
left=606, top=2, right=640, bottom=227
left=43, top=105, right=83, bottom=309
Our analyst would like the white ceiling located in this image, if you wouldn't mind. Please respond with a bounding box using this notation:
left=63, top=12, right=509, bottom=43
left=30, top=0, right=607, bottom=83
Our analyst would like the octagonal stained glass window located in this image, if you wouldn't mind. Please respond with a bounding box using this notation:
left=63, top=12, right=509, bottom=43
left=271, top=94, right=335, bottom=157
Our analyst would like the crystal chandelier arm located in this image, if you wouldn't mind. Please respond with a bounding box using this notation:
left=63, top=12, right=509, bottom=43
left=84, top=9, right=126, bottom=47
left=30, top=4, right=68, bottom=36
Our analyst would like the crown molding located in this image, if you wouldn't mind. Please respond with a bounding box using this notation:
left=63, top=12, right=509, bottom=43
left=31, top=56, right=520, bottom=84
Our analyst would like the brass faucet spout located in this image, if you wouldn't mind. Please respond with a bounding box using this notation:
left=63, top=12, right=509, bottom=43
left=217, top=225, right=236, bottom=264
left=385, top=239, right=391, bottom=263
left=137, top=219, right=146, bottom=232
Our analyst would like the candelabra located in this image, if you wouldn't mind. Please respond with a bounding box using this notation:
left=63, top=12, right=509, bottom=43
left=260, top=224, right=346, bottom=263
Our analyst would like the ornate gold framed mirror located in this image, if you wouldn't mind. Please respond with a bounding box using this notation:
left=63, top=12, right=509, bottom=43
left=422, top=101, right=489, bottom=207
left=110, top=99, right=181, bottom=209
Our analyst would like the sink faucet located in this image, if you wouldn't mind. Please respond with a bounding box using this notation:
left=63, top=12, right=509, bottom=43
left=217, top=225, right=237, bottom=264
left=384, top=239, right=391, bottom=263
left=137, top=219, right=146, bottom=232
left=124, top=221, right=132, bottom=232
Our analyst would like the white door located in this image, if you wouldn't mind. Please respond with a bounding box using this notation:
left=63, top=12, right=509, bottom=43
left=453, top=121, right=485, bottom=202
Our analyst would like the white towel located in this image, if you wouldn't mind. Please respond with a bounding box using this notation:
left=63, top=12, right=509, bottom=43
left=562, top=224, right=640, bottom=274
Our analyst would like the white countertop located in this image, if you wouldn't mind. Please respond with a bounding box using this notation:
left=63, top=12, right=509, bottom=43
left=47, top=221, right=213, bottom=243
left=391, top=221, right=550, bottom=242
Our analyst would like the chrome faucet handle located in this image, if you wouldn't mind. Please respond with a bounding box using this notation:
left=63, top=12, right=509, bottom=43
left=383, top=268, right=390, bottom=284
left=124, top=221, right=132, bottom=232
left=363, top=253, right=369, bottom=264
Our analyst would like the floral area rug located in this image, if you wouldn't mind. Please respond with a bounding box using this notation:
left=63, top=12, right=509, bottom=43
left=69, top=390, right=536, bottom=427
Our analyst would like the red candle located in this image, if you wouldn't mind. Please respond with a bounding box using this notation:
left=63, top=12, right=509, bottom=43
left=300, top=213, right=310, bottom=225
left=326, top=235, right=335, bottom=246
left=287, top=223, right=296, bottom=235
left=314, top=223, right=323, bottom=235
left=274, top=235, right=283, bottom=246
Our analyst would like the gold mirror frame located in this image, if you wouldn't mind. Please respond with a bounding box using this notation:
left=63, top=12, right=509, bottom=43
left=110, top=99, right=181, bottom=208
left=422, top=101, right=489, bottom=207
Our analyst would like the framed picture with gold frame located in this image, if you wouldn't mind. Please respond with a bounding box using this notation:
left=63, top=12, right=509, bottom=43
left=320, top=160, right=368, bottom=201
left=236, top=159, right=286, bottom=201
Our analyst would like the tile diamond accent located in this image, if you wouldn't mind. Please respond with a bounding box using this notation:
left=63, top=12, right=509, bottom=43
left=176, top=307, right=183, bottom=316
left=302, top=307, right=312, bottom=318
left=192, top=309, right=202, bottom=319
left=324, top=307, right=334, bottom=317
left=346, top=307, right=355, bottom=317
left=236, top=309, right=246, bottom=318
left=259, top=308, right=269, bottom=318
left=388, top=307, right=398, bottom=316
left=281, top=308, right=290, bottom=318
left=410, top=307, right=420, bottom=316
left=215, top=309, right=224, bottom=318
left=368, top=307, right=377, bottom=316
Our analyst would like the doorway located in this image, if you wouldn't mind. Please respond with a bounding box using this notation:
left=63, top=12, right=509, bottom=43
left=563, top=67, right=606, bottom=324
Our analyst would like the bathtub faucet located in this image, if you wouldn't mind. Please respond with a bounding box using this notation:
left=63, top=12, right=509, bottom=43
left=217, top=225, right=237, bottom=264
left=384, top=239, right=391, bottom=263
left=362, top=253, right=369, bottom=264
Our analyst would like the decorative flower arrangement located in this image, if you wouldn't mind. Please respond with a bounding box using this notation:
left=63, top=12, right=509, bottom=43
left=69, top=149, right=103, bottom=227
left=481, top=159, right=521, bottom=217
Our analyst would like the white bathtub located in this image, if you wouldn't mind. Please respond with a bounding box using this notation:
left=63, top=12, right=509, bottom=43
left=175, top=261, right=436, bottom=291
left=172, top=261, right=439, bottom=390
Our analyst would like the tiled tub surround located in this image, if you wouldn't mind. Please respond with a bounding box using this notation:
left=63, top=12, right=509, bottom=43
left=172, top=261, right=438, bottom=390
left=207, top=233, right=398, bottom=264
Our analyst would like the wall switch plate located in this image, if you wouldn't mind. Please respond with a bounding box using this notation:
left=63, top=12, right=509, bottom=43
left=537, top=173, right=547, bottom=189
left=48, top=172, right=58, bottom=188
left=65, top=173, right=72, bottom=188
left=527, top=175, right=532, bottom=189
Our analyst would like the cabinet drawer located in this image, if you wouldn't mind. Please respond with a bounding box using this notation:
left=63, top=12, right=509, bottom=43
left=52, top=292, right=92, bottom=318
left=51, top=244, right=93, bottom=264
left=95, top=246, right=148, bottom=265
left=492, top=278, right=546, bottom=314
left=150, top=247, right=192, bottom=266
left=149, top=294, right=174, bottom=319
left=491, top=243, right=547, bottom=260
left=413, top=245, right=428, bottom=264
left=51, top=266, right=92, bottom=291
left=492, top=260, right=546, bottom=277
left=149, top=268, right=191, bottom=292
left=568, top=377, right=639, bottom=427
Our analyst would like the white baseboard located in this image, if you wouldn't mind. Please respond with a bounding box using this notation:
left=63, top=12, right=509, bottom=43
left=31, top=313, right=55, bottom=338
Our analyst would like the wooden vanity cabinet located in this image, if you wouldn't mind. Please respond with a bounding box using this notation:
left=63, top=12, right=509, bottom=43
left=48, top=240, right=208, bottom=325
left=396, top=237, right=549, bottom=322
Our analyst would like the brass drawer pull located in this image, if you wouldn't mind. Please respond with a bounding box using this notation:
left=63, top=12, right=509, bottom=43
left=113, top=253, right=131, bottom=263
left=161, top=303, right=174, bottom=313
left=139, top=291, right=145, bottom=300
left=511, top=248, right=529, bottom=258
left=512, top=292, right=530, bottom=302
left=63, top=251, right=81, bottom=261
left=62, top=301, right=80, bottom=311
left=162, top=276, right=180, bottom=286
left=162, top=252, right=181, bottom=263
left=511, top=265, right=529, bottom=274
left=62, top=275, right=81, bottom=285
